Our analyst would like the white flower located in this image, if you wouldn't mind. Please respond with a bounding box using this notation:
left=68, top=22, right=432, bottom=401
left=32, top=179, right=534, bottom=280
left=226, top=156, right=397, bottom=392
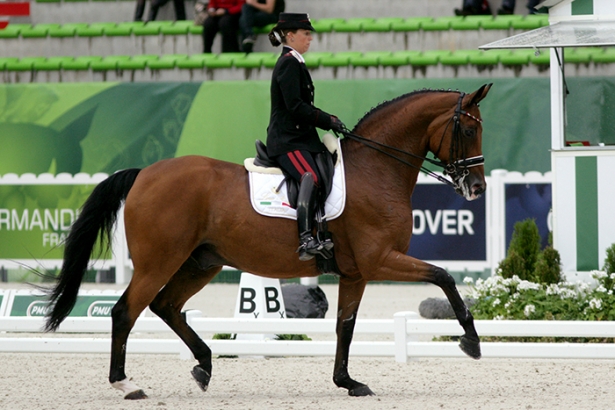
left=592, top=270, right=607, bottom=280
left=492, top=298, right=501, bottom=307
left=494, top=315, right=504, bottom=320
left=559, top=288, right=577, bottom=299
left=546, top=284, right=560, bottom=295
left=576, top=282, right=590, bottom=293
left=596, top=285, right=607, bottom=293
left=589, top=298, right=602, bottom=310
left=463, top=276, right=474, bottom=285
left=610, top=273, right=615, bottom=280
left=492, top=284, right=508, bottom=294
left=524, top=304, right=536, bottom=317
left=518, top=280, right=541, bottom=291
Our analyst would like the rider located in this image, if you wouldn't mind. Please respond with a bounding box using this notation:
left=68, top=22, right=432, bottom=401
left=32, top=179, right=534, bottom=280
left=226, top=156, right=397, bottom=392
left=266, top=12, right=347, bottom=261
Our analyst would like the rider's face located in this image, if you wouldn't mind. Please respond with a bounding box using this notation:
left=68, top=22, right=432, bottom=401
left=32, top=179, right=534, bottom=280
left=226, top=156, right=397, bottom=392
left=287, top=29, right=313, bottom=55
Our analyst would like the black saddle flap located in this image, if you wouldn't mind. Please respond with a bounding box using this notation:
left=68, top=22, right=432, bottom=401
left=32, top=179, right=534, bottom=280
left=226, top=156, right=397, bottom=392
left=314, top=150, right=337, bottom=204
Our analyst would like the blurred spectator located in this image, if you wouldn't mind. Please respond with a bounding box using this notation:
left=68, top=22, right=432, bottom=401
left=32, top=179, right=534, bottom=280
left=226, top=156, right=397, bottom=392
left=202, top=0, right=245, bottom=53
left=239, top=0, right=285, bottom=54
left=134, top=0, right=146, bottom=21
left=454, top=0, right=492, bottom=16
left=497, top=0, right=540, bottom=14
left=194, top=0, right=210, bottom=25
left=135, top=0, right=186, bottom=22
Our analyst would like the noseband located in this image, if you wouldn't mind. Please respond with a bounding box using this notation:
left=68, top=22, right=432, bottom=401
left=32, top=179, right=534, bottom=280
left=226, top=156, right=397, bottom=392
left=338, top=92, right=484, bottom=190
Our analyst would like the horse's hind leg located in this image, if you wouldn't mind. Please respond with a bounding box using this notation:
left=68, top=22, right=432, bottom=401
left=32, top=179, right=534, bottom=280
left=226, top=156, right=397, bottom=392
left=148, top=260, right=222, bottom=393
left=109, top=278, right=165, bottom=399
left=332, top=277, right=375, bottom=396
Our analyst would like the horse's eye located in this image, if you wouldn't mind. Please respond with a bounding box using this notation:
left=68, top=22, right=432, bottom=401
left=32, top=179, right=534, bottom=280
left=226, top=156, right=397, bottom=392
left=463, top=128, right=476, bottom=138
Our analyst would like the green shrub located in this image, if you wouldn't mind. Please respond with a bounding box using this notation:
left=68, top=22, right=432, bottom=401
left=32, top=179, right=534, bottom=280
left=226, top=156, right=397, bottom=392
left=497, top=218, right=563, bottom=284
left=275, top=334, right=312, bottom=341
left=467, top=270, right=614, bottom=322
left=498, top=219, right=542, bottom=281
left=213, top=333, right=235, bottom=340
left=533, top=246, right=563, bottom=285
left=498, top=250, right=526, bottom=280
left=604, top=243, right=615, bottom=274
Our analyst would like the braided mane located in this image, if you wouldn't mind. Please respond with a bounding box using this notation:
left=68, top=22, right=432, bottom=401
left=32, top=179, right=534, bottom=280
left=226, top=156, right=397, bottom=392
left=353, top=88, right=461, bottom=131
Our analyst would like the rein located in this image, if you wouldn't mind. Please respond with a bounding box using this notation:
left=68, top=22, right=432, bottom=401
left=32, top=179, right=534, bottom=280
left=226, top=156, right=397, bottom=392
left=336, top=92, right=484, bottom=190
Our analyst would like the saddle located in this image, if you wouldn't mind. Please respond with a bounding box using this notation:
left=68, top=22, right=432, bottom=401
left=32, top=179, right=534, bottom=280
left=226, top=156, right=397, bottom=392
left=253, top=140, right=337, bottom=210
left=250, top=138, right=341, bottom=275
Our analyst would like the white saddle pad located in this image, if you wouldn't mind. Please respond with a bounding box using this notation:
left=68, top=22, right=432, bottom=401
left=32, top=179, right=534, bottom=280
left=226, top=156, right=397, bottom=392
left=244, top=133, right=346, bottom=220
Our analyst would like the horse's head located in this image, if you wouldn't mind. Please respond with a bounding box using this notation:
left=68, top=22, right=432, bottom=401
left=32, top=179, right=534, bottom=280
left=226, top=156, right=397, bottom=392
left=429, top=84, right=492, bottom=201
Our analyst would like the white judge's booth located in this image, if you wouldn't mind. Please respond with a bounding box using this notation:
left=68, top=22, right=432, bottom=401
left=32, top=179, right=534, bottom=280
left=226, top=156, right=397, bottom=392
left=482, top=0, right=615, bottom=278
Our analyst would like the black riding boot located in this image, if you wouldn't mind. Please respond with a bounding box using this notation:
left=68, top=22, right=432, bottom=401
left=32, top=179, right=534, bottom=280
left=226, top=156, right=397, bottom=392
left=296, top=173, right=322, bottom=261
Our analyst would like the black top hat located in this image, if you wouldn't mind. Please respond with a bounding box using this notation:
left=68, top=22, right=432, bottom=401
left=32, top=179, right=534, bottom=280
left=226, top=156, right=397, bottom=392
left=274, top=13, right=316, bottom=32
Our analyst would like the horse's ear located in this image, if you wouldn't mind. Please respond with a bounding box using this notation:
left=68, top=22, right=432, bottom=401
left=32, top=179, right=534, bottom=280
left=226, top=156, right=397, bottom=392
left=468, top=83, right=493, bottom=106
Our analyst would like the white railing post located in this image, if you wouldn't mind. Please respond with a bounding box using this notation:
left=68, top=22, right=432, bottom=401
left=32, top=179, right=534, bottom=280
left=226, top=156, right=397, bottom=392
left=179, top=310, right=202, bottom=360
left=394, top=311, right=418, bottom=363
left=489, top=169, right=507, bottom=275
left=113, top=204, right=128, bottom=285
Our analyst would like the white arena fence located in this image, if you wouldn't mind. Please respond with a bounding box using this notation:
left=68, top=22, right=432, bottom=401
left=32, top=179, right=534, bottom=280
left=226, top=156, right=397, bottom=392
left=0, top=169, right=552, bottom=282
left=1, top=311, right=615, bottom=361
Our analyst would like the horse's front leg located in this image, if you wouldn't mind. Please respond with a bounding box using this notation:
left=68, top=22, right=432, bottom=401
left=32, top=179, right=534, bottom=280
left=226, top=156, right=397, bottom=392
left=332, top=277, right=375, bottom=396
left=375, top=251, right=481, bottom=359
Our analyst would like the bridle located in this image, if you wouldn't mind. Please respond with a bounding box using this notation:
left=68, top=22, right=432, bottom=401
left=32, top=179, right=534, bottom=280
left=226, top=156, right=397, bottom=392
left=336, top=92, right=484, bottom=191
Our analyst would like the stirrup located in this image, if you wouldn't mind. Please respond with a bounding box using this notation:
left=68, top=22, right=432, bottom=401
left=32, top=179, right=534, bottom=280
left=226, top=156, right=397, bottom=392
left=297, top=235, right=324, bottom=261
left=320, top=238, right=334, bottom=252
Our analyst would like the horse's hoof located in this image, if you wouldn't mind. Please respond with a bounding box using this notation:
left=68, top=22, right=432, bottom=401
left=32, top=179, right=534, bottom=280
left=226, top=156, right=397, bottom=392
left=459, top=335, right=481, bottom=359
left=124, top=389, right=148, bottom=400
left=348, top=384, right=375, bottom=397
left=191, top=365, right=211, bottom=392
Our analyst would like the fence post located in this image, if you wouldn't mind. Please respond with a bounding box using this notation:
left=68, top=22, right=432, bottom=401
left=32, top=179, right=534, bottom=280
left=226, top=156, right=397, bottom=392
left=394, top=311, right=419, bottom=363
left=179, top=310, right=202, bottom=360
left=114, top=204, right=128, bottom=284
left=489, top=169, right=507, bottom=275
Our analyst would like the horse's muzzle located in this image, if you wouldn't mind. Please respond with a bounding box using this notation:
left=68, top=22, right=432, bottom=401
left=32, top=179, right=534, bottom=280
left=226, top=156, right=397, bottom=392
left=460, top=173, right=486, bottom=201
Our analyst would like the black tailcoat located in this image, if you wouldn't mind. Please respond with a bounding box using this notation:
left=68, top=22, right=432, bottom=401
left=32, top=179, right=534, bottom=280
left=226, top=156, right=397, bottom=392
left=266, top=46, right=333, bottom=157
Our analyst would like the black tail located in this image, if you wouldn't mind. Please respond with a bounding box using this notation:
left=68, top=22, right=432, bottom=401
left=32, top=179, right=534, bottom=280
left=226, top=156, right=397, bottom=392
left=44, top=169, right=141, bottom=332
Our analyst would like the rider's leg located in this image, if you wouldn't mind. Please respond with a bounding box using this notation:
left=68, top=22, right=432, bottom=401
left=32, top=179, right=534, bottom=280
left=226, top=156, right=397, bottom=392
left=296, top=172, right=322, bottom=261
left=275, top=150, right=331, bottom=261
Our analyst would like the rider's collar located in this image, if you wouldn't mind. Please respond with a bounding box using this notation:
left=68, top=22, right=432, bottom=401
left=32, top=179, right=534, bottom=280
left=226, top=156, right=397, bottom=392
left=284, top=46, right=305, bottom=64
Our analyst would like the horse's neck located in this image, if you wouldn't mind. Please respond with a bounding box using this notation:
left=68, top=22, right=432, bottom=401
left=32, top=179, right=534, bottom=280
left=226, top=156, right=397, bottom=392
left=342, top=129, right=424, bottom=201
left=344, top=94, right=453, bottom=200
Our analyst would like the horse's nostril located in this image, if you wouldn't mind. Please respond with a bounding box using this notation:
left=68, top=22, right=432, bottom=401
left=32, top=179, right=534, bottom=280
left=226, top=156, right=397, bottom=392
left=472, top=184, right=486, bottom=196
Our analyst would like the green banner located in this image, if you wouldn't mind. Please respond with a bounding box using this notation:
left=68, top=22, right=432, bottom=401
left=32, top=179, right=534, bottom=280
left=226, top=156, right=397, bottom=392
left=8, top=292, right=120, bottom=317
left=0, top=184, right=107, bottom=259
left=178, top=78, right=554, bottom=173
left=0, top=83, right=200, bottom=175
left=1, top=78, right=614, bottom=177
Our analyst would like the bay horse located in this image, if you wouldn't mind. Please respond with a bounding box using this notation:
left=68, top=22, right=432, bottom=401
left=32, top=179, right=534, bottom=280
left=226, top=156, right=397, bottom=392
left=45, top=84, right=492, bottom=399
